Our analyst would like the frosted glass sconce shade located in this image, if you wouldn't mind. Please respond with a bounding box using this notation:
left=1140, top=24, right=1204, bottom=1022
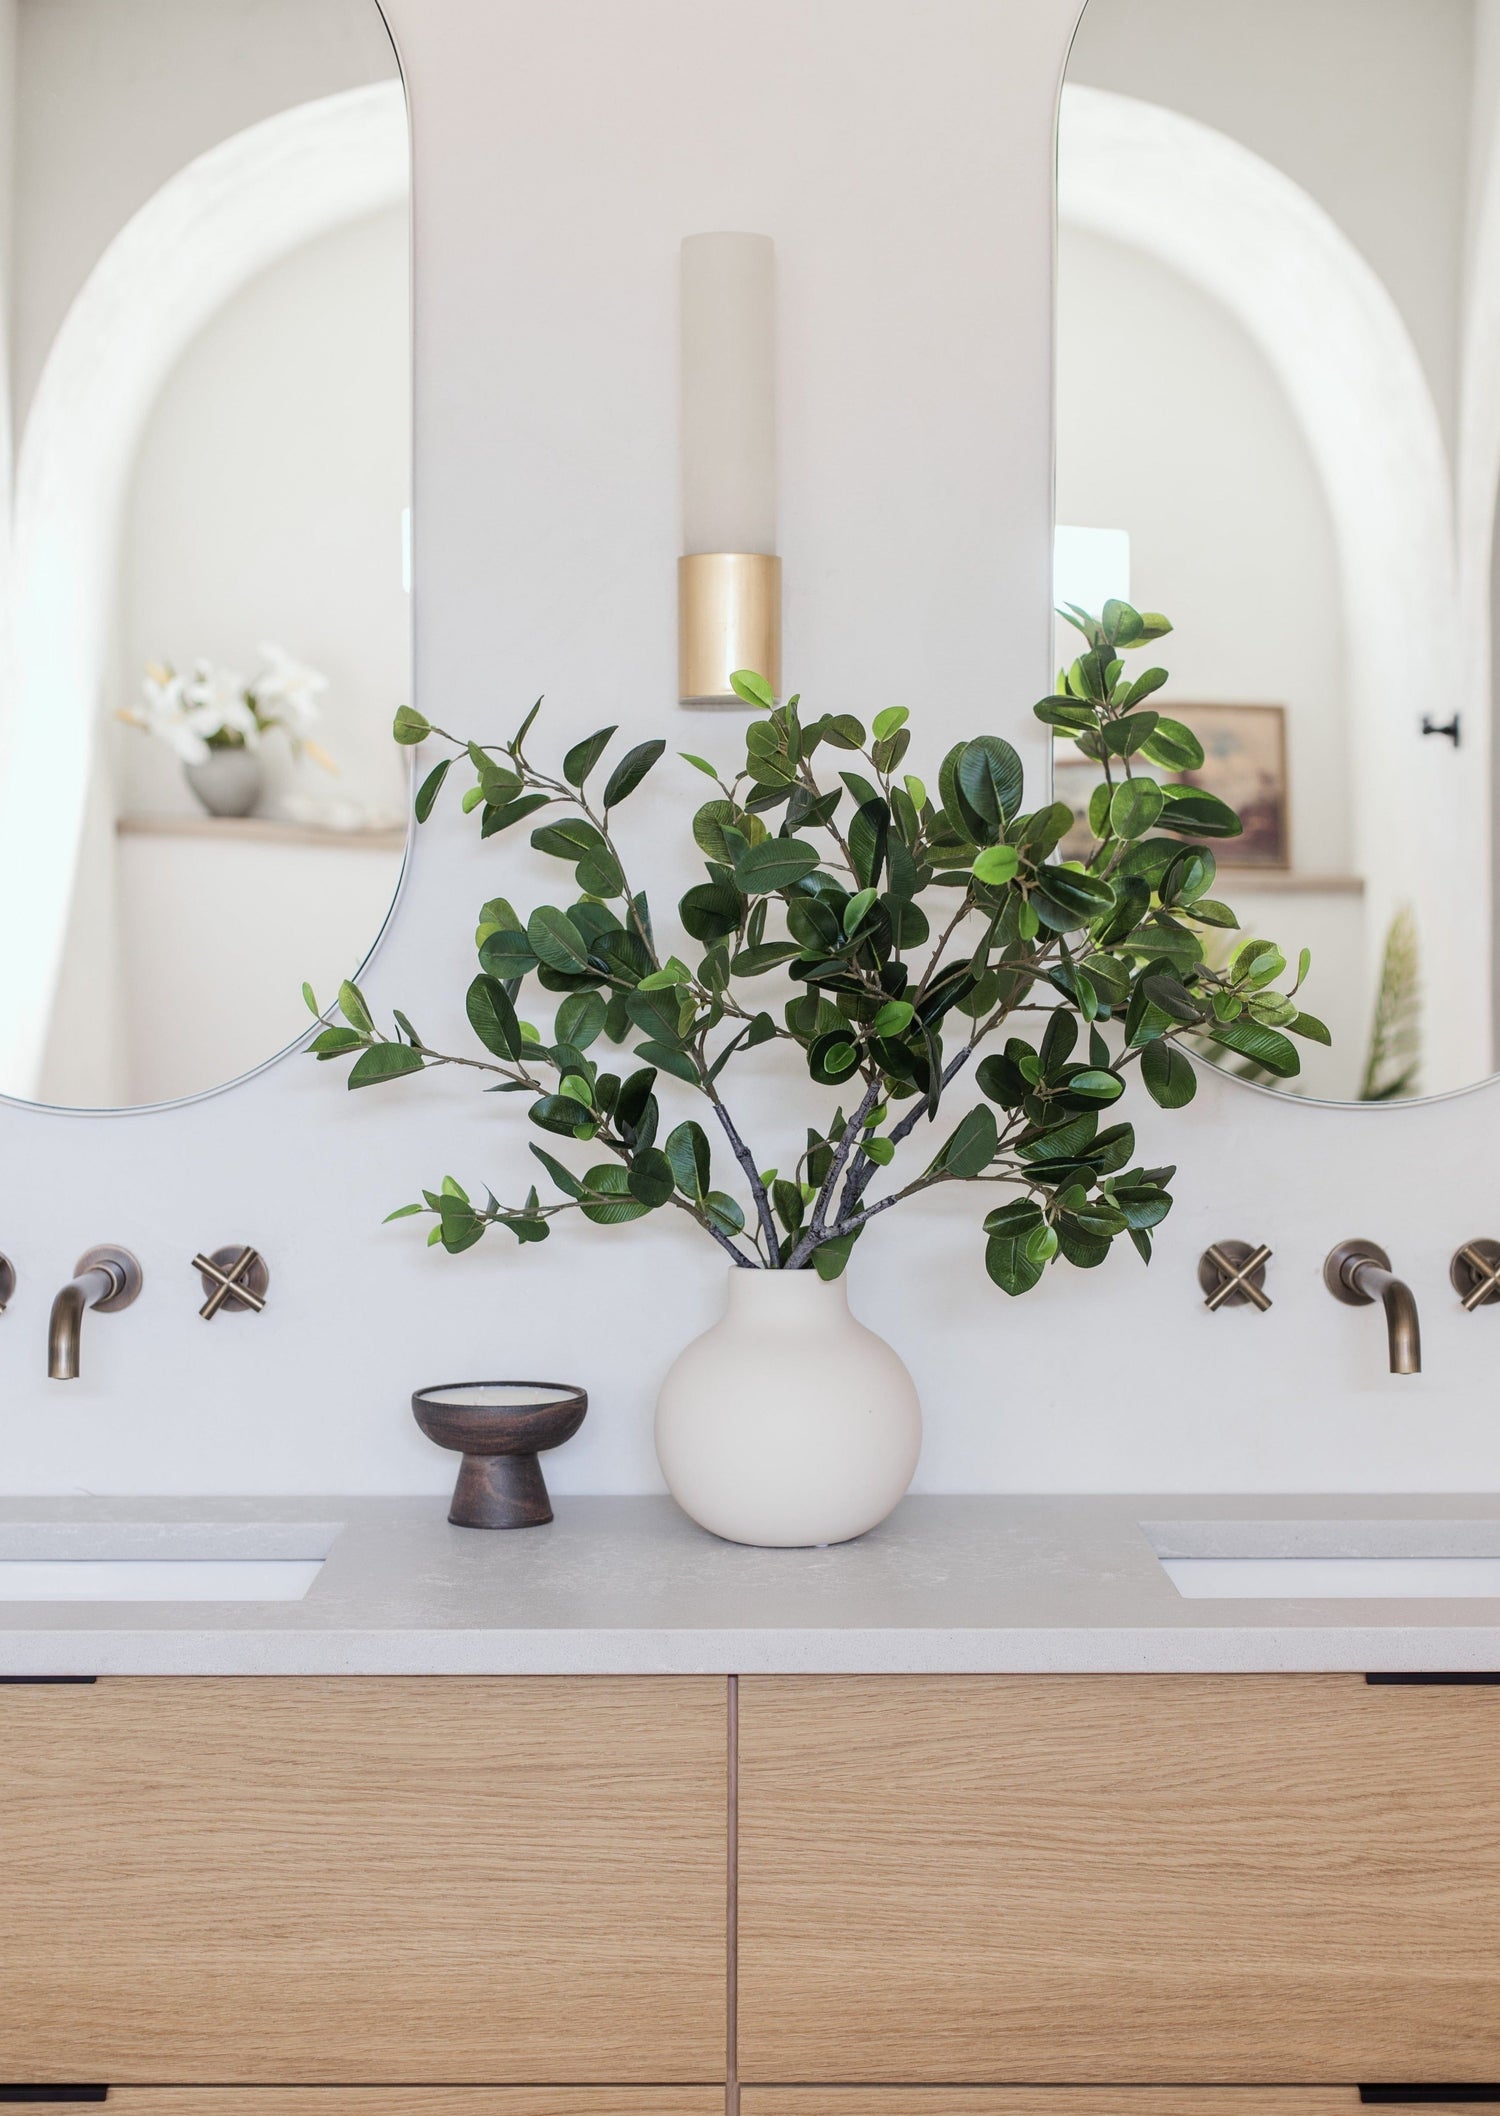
left=679, top=232, right=781, bottom=706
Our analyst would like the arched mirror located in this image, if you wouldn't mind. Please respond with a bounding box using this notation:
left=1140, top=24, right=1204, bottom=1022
left=0, top=0, right=410, bottom=1111
left=1057, top=0, right=1491, bottom=1103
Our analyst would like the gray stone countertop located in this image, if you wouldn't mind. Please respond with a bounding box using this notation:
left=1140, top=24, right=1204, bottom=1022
left=5, top=1493, right=1500, bottom=1675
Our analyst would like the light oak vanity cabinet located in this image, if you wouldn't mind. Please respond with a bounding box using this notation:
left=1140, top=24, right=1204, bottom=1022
left=0, top=1680, right=727, bottom=2086
left=3, top=1673, right=1499, bottom=2103
left=27, top=2102, right=723, bottom=2115
left=737, top=1676, right=1500, bottom=2084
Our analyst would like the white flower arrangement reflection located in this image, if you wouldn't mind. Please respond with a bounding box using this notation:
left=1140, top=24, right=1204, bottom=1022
left=122, top=644, right=335, bottom=770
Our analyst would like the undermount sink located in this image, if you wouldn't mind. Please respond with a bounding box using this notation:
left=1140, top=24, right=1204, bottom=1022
left=1147, top=1518, right=1500, bottom=1599
left=0, top=1522, right=337, bottom=1602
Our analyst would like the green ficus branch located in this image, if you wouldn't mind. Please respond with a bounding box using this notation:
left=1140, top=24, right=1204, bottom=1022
left=307, top=602, right=1328, bottom=1295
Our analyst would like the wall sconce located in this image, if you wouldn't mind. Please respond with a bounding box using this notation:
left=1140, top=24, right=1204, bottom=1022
left=679, top=232, right=781, bottom=708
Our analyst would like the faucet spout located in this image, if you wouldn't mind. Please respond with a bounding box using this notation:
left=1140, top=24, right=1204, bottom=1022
left=1324, top=1240, right=1421, bottom=1374
left=47, top=1247, right=144, bottom=1380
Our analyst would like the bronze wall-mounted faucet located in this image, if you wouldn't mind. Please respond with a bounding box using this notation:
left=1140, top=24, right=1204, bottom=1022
left=47, top=1247, right=144, bottom=1380
left=1324, top=1240, right=1421, bottom=1374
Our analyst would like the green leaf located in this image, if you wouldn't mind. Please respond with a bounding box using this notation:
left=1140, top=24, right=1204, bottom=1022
left=638, top=955, right=692, bottom=992
left=466, top=974, right=523, bottom=1060
left=812, top=1229, right=862, bottom=1281
left=732, top=941, right=803, bottom=977
left=338, top=979, right=375, bottom=1035
left=479, top=926, right=539, bottom=980
left=1067, top=1068, right=1125, bottom=1103
left=1158, top=789, right=1243, bottom=839
left=563, top=725, right=618, bottom=786
left=309, top=1025, right=364, bottom=1058
left=872, top=706, right=910, bottom=740
left=527, top=905, right=592, bottom=974
left=704, top=1191, right=746, bottom=1236
left=983, top=1198, right=1045, bottom=1236
left=873, top=999, right=915, bottom=1037
left=821, top=713, right=867, bottom=751
left=529, top=1093, right=594, bottom=1135
left=1100, top=711, right=1158, bottom=759
left=735, top=837, right=821, bottom=894
left=730, top=669, right=776, bottom=709
left=302, top=981, right=320, bottom=1017
left=1206, top=1018, right=1301, bottom=1077
left=957, top=735, right=1025, bottom=829
left=843, top=887, right=879, bottom=935
left=1289, top=1010, right=1331, bottom=1045
left=1109, top=777, right=1165, bottom=841
left=1120, top=666, right=1170, bottom=711
left=985, top=1230, right=1047, bottom=1297
left=530, top=1144, right=586, bottom=1199
left=348, top=1043, right=426, bottom=1089
left=680, top=874, right=744, bottom=945
left=480, top=792, right=552, bottom=836
left=384, top=1202, right=426, bottom=1221
left=1139, top=715, right=1205, bottom=772
left=940, top=1104, right=998, bottom=1179
left=972, top=844, right=1020, bottom=887
left=627, top=1147, right=676, bottom=1208
left=393, top=705, right=430, bottom=746
left=603, top=739, right=666, bottom=808
left=1031, top=865, right=1115, bottom=931
left=1187, top=898, right=1239, bottom=930
left=531, top=816, right=607, bottom=862
left=773, top=1178, right=805, bottom=1232
left=1141, top=1039, right=1197, bottom=1109
left=681, top=752, right=721, bottom=780
left=434, top=1210, right=486, bottom=1254
left=414, top=758, right=450, bottom=822
left=847, top=800, right=890, bottom=891
left=633, top=1040, right=701, bottom=1084
left=574, top=843, right=623, bottom=896
left=809, top=1031, right=862, bottom=1085
left=555, top=989, right=608, bottom=1049
left=512, top=697, right=544, bottom=751
left=1142, top=972, right=1206, bottom=1024
left=1042, top=1010, right=1078, bottom=1074
left=666, top=1120, right=712, bottom=1200
left=578, top=1164, right=653, bottom=1226
left=1231, top=937, right=1286, bottom=989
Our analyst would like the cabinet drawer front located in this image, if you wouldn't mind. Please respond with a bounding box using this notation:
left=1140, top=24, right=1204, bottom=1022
left=742, top=2099, right=1376, bottom=2116
left=11, top=2098, right=725, bottom=2115
left=740, top=2100, right=1494, bottom=2116
left=0, top=1679, right=726, bottom=2083
left=739, top=1675, right=1500, bottom=2081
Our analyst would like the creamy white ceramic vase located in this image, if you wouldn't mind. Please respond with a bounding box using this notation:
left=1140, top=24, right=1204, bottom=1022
left=654, top=1268, right=922, bottom=1548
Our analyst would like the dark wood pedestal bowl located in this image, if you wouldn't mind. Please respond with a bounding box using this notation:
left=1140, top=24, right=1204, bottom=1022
left=412, top=1382, right=588, bottom=1528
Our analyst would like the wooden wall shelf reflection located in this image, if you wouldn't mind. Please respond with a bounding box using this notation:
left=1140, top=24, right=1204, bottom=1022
left=118, top=815, right=406, bottom=852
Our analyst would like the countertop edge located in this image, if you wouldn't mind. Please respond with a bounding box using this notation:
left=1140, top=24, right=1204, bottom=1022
left=4, top=1624, right=1500, bottom=1677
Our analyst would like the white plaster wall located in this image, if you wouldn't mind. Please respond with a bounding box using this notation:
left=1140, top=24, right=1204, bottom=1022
left=1066, top=0, right=1474, bottom=451
left=116, top=206, right=411, bottom=821
left=115, top=832, right=406, bottom=1108
left=1056, top=228, right=1361, bottom=1100
left=4, top=0, right=1500, bottom=1504
left=1057, top=228, right=1350, bottom=878
left=0, top=0, right=15, bottom=532
left=9, top=0, right=397, bottom=424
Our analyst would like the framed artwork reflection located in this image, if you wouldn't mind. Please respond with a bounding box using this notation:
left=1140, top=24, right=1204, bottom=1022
left=1052, top=703, right=1289, bottom=870
left=1173, top=703, right=1288, bottom=868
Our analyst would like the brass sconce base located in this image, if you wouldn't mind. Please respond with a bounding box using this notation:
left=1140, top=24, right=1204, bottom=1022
left=678, top=552, right=781, bottom=708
